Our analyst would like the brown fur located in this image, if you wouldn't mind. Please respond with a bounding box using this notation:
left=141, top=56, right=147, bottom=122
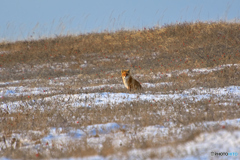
left=121, top=69, right=142, bottom=91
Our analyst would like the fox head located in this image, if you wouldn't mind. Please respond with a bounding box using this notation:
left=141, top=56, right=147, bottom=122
left=121, top=69, right=130, bottom=78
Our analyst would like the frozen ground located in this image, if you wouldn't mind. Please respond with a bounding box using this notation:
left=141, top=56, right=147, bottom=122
left=1, top=85, right=240, bottom=113
left=1, top=64, right=240, bottom=159
left=1, top=120, right=239, bottom=159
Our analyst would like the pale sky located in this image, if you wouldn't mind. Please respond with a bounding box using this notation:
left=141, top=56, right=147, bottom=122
left=0, top=0, right=239, bottom=41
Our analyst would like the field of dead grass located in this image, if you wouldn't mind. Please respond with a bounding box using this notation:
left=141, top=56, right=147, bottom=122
left=1, top=22, right=240, bottom=159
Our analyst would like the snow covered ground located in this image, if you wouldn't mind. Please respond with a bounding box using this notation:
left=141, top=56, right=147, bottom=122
left=1, top=85, right=240, bottom=114
left=1, top=119, right=239, bottom=159
left=1, top=64, right=240, bottom=159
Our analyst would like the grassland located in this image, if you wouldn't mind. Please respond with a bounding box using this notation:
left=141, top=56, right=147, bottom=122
left=0, top=22, right=240, bottom=159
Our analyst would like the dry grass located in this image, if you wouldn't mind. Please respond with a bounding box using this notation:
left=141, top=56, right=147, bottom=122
left=1, top=22, right=240, bottom=81
left=1, top=21, right=240, bottom=159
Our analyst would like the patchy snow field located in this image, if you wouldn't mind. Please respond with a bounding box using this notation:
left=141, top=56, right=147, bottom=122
left=1, top=64, right=240, bottom=159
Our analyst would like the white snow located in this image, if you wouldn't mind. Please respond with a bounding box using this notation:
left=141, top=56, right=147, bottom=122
left=1, top=85, right=239, bottom=113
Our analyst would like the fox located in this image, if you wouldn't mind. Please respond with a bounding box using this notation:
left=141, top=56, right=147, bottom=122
left=121, top=69, right=142, bottom=91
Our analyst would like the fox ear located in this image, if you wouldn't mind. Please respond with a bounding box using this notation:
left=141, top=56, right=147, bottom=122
left=121, top=69, right=123, bottom=73
left=127, top=69, right=130, bottom=73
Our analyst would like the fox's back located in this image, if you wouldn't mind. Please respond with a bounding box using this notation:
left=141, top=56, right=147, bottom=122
left=129, top=76, right=142, bottom=90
